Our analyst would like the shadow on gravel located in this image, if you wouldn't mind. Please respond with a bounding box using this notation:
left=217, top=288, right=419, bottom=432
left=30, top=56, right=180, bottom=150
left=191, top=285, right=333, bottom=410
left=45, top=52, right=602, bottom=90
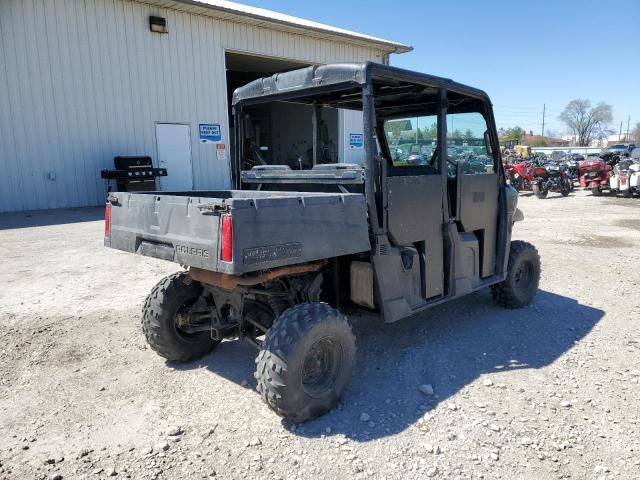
left=174, top=289, right=603, bottom=442
left=0, top=207, right=103, bottom=230
left=538, top=194, right=575, bottom=200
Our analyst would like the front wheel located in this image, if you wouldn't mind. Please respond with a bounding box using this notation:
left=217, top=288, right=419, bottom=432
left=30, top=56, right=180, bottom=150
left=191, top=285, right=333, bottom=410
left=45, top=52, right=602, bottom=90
left=142, top=272, right=219, bottom=362
left=491, top=241, right=541, bottom=309
left=255, top=303, right=356, bottom=423
left=591, top=185, right=603, bottom=196
left=532, top=182, right=548, bottom=199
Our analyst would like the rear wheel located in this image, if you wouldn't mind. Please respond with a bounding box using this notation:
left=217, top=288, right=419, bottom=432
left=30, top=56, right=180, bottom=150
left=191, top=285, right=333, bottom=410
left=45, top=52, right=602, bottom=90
left=532, top=182, right=548, bottom=199
left=255, top=303, right=356, bottom=423
left=622, top=189, right=633, bottom=198
left=142, top=272, right=219, bottom=362
left=491, top=241, right=540, bottom=309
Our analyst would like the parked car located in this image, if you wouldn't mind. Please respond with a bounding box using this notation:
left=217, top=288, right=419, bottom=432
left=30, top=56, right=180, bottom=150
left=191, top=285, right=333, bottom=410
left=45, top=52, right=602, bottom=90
left=605, top=144, right=637, bottom=156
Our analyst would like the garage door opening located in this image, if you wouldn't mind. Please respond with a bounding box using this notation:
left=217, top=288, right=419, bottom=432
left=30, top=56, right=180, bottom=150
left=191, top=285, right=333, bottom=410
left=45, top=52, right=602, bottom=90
left=225, top=52, right=340, bottom=169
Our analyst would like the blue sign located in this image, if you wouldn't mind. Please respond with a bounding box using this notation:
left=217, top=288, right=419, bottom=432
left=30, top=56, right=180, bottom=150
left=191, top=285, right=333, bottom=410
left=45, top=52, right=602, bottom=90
left=199, top=123, right=221, bottom=143
left=349, top=133, right=364, bottom=149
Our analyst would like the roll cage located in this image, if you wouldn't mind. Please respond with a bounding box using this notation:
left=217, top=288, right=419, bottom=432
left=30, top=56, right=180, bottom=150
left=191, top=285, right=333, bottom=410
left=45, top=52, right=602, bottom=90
left=232, top=61, right=504, bottom=238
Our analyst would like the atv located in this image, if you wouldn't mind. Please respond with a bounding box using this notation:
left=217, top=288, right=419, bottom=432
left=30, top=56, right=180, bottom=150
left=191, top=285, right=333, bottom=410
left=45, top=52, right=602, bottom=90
left=105, top=63, right=540, bottom=422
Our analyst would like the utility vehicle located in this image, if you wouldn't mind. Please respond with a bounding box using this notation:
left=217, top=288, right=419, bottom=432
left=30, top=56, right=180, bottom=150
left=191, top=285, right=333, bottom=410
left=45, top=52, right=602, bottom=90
left=105, top=62, right=540, bottom=422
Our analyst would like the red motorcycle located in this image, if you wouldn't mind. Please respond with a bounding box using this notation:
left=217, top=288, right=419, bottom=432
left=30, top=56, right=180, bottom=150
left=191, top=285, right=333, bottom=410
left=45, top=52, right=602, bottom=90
left=504, top=160, right=534, bottom=191
left=579, top=158, right=611, bottom=196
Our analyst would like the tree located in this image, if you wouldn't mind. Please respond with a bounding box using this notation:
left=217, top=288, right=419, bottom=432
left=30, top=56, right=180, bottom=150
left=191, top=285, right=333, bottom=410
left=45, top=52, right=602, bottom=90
left=559, top=99, right=613, bottom=146
left=633, top=122, right=640, bottom=144
left=498, top=126, right=525, bottom=144
left=525, top=135, right=548, bottom=147
left=463, top=129, right=474, bottom=140
left=421, top=123, right=437, bottom=139
left=449, top=128, right=463, bottom=139
left=384, top=120, right=412, bottom=139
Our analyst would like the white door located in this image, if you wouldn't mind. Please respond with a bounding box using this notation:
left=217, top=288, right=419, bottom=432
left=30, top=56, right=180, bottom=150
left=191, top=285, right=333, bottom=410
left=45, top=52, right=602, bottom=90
left=156, top=123, right=193, bottom=190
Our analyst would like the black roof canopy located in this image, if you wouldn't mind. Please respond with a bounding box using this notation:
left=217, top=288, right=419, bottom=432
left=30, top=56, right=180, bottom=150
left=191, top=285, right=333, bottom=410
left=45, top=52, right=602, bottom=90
left=231, top=62, right=492, bottom=118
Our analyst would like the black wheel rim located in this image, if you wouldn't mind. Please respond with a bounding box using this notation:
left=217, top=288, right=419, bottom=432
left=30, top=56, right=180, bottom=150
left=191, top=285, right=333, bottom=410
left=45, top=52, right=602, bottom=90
left=302, top=336, right=342, bottom=397
left=174, top=298, right=201, bottom=340
left=513, top=260, right=536, bottom=299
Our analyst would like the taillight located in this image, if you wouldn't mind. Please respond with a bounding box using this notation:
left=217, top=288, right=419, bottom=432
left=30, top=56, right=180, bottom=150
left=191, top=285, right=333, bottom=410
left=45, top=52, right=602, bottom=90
left=220, top=214, right=233, bottom=262
left=105, top=203, right=111, bottom=238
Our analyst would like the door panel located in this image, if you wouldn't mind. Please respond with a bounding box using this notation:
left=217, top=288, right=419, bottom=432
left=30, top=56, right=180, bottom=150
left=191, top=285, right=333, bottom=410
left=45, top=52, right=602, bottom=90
left=156, top=123, right=193, bottom=191
left=444, top=109, right=500, bottom=281
left=458, top=173, right=499, bottom=277
left=387, top=175, right=443, bottom=298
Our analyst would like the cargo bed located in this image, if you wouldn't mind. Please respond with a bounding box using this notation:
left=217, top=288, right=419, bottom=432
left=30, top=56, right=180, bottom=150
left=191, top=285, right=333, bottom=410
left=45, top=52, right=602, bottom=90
left=105, top=190, right=370, bottom=275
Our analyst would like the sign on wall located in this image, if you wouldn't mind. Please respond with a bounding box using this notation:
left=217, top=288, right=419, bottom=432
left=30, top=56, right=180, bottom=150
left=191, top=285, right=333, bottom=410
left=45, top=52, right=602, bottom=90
left=216, top=143, right=226, bottom=161
left=349, top=133, right=364, bottom=149
left=199, top=123, right=221, bottom=143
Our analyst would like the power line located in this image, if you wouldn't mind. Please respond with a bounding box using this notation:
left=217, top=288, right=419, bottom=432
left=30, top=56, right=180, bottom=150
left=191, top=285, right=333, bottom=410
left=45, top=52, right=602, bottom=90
left=493, top=104, right=563, bottom=113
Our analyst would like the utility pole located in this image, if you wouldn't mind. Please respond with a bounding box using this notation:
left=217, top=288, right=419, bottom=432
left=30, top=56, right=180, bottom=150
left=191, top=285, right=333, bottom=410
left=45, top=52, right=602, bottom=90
left=541, top=103, right=546, bottom=138
left=619, top=121, right=623, bottom=141
left=626, top=115, right=630, bottom=141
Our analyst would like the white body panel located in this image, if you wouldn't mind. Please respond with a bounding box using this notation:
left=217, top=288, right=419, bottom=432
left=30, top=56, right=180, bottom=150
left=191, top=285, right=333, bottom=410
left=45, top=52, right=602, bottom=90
left=619, top=175, right=630, bottom=192
left=630, top=164, right=640, bottom=190
left=609, top=175, right=620, bottom=190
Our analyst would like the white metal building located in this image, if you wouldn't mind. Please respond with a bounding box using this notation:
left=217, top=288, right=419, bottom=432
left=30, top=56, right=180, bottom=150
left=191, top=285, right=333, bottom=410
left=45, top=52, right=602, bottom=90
left=0, top=0, right=410, bottom=212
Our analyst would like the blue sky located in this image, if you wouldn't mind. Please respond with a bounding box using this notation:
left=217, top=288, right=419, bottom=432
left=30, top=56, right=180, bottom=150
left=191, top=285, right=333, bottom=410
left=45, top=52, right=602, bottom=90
left=244, top=0, right=639, bottom=137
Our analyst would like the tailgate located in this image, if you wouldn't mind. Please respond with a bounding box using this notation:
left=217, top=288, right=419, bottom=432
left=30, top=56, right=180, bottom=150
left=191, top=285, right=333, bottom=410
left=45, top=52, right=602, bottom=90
left=105, top=192, right=224, bottom=271
left=105, top=190, right=371, bottom=275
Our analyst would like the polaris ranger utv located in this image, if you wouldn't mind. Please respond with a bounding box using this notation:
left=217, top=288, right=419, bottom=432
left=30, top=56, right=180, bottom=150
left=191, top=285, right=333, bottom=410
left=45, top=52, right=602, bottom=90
left=105, top=62, right=539, bottom=422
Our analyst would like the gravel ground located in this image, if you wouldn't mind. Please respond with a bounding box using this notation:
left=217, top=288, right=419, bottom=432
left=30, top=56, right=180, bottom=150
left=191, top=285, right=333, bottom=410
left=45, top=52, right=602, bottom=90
left=0, top=189, right=639, bottom=480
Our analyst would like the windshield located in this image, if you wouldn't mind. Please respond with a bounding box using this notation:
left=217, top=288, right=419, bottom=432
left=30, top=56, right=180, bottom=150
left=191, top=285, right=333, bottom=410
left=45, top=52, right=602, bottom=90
left=383, top=116, right=438, bottom=167
left=383, top=112, right=494, bottom=176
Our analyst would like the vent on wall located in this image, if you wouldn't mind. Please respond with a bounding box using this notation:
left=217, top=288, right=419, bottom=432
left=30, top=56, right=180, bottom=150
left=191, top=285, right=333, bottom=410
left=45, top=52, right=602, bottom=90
left=149, top=16, right=168, bottom=34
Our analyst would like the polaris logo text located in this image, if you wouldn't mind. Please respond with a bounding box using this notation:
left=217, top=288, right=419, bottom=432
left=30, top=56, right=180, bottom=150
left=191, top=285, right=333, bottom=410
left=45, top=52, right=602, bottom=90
left=175, top=245, right=210, bottom=258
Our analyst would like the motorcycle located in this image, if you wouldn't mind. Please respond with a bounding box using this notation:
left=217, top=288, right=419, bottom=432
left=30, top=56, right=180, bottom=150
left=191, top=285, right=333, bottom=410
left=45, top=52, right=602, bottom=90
left=610, top=157, right=639, bottom=198
left=504, top=160, right=534, bottom=191
left=565, top=153, right=583, bottom=186
left=579, top=158, right=611, bottom=196
left=630, top=148, right=640, bottom=196
left=531, top=162, right=572, bottom=198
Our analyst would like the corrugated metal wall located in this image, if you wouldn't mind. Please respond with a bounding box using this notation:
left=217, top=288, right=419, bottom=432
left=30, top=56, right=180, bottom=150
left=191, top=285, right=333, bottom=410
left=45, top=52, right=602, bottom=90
left=0, top=0, right=384, bottom=212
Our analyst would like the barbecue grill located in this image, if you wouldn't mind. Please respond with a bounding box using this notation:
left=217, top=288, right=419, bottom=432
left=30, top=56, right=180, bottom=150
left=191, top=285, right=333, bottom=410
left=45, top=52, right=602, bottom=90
left=101, top=156, right=167, bottom=192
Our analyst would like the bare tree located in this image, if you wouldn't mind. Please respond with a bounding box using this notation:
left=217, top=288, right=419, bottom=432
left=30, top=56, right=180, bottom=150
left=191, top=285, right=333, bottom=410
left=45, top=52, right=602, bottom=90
left=634, top=122, right=640, bottom=144
left=559, top=99, right=613, bottom=146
